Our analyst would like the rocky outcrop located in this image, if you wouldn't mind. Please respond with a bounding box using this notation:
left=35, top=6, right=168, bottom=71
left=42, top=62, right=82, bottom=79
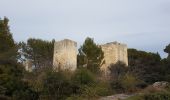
left=152, top=81, right=169, bottom=90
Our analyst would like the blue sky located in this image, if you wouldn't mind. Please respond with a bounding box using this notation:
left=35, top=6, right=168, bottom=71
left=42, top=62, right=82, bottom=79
left=0, top=0, right=170, bottom=58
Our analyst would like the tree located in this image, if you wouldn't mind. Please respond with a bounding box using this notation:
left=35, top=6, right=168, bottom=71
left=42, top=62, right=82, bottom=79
left=164, top=44, right=170, bottom=60
left=163, top=44, right=170, bottom=81
left=0, top=17, right=18, bottom=63
left=19, top=38, right=54, bottom=69
left=0, top=17, right=38, bottom=100
left=128, top=49, right=163, bottom=83
left=78, top=37, right=104, bottom=73
left=128, top=49, right=161, bottom=66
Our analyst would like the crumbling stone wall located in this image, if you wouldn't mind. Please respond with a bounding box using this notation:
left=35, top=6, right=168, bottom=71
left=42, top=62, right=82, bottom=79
left=53, top=39, right=77, bottom=71
left=100, top=42, right=128, bottom=75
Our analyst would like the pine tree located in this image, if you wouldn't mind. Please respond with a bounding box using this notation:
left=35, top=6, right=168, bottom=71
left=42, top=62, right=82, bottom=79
left=0, top=17, right=17, bottom=63
left=78, top=37, right=104, bottom=73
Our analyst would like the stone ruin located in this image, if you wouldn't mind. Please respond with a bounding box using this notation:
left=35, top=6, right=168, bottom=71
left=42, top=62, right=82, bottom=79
left=100, top=42, right=128, bottom=75
left=24, top=39, right=128, bottom=74
left=53, top=39, right=77, bottom=71
left=53, top=39, right=128, bottom=73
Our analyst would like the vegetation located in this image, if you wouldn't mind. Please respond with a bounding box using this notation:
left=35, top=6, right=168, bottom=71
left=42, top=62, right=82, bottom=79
left=0, top=17, right=38, bottom=100
left=77, top=37, right=104, bottom=73
left=1, top=17, right=170, bottom=99
left=19, top=38, right=54, bottom=69
left=128, top=49, right=163, bottom=84
left=126, top=91, right=170, bottom=100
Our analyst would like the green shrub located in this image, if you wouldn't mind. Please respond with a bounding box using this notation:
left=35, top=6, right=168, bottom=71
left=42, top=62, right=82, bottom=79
left=42, top=71, right=74, bottom=100
left=110, top=73, right=140, bottom=93
left=72, top=68, right=95, bottom=85
left=12, top=89, right=38, bottom=100
left=126, top=92, right=170, bottom=100
left=81, top=84, right=98, bottom=98
left=66, top=95, right=85, bottom=100
left=110, top=80, right=124, bottom=93
left=95, top=81, right=113, bottom=96
left=75, top=81, right=113, bottom=99
left=144, top=91, right=170, bottom=100
left=121, top=73, right=140, bottom=93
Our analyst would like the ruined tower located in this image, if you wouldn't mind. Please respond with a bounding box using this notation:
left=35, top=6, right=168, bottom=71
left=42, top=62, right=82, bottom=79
left=100, top=42, right=128, bottom=75
left=53, top=39, right=77, bottom=71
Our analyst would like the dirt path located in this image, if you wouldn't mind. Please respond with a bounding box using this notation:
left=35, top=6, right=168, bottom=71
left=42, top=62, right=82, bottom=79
left=99, top=93, right=135, bottom=100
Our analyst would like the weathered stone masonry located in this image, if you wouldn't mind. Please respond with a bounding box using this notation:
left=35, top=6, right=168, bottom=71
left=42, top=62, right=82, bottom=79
left=100, top=42, right=128, bottom=74
left=53, top=39, right=77, bottom=71
left=53, top=39, right=128, bottom=73
left=25, top=39, right=128, bottom=73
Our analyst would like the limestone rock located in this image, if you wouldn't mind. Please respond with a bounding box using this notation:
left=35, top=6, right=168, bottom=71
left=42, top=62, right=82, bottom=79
left=152, top=81, right=169, bottom=89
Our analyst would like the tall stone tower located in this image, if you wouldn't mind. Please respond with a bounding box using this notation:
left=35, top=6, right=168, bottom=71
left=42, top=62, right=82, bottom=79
left=100, top=42, right=128, bottom=75
left=53, top=39, right=77, bottom=71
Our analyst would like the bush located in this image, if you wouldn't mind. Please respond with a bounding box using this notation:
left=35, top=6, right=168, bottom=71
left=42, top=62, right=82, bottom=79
left=110, top=73, right=141, bottom=93
left=121, top=73, right=140, bottom=92
left=81, top=84, right=98, bottom=99
left=126, top=91, right=170, bottom=100
left=42, top=71, right=74, bottom=100
left=95, top=81, right=113, bottom=96
left=144, top=91, right=170, bottom=100
left=110, top=80, right=124, bottom=93
left=72, top=68, right=95, bottom=85
left=66, top=95, right=85, bottom=100
left=12, top=89, right=38, bottom=100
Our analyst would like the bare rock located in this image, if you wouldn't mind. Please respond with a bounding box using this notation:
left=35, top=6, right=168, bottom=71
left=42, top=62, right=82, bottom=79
left=152, top=81, right=169, bottom=89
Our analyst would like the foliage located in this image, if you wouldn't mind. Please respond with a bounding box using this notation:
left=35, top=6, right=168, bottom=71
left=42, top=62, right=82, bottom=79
left=144, top=92, right=170, bottom=100
left=109, top=61, right=127, bottom=80
left=0, top=17, right=18, bottom=63
left=126, top=92, right=170, bottom=100
left=2, top=17, right=170, bottom=100
left=121, top=73, right=140, bottom=92
left=81, top=84, right=98, bottom=98
left=164, top=44, right=170, bottom=60
left=0, top=54, right=38, bottom=100
left=94, top=81, right=113, bottom=96
left=128, top=49, right=161, bottom=66
left=0, top=17, right=38, bottom=100
left=66, top=95, right=85, bottom=100
left=78, top=37, right=104, bottom=73
left=128, top=49, right=164, bottom=84
left=162, top=44, right=170, bottom=82
left=109, top=61, right=128, bottom=93
left=19, top=38, right=54, bottom=69
left=41, top=70, right=74, bottom=100
left=75, top=81, right=113, bottom=99
left=109, top=61, right=142, bottom=93
left=72, top=68, right=95, bottom=85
